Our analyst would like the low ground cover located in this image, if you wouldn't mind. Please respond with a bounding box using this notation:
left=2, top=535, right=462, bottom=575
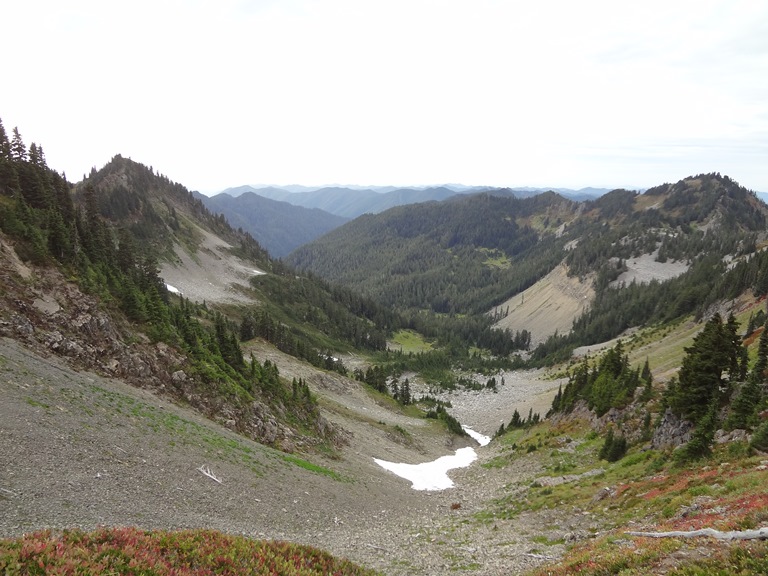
left=485, top=421, right=768, bottom=575
left=0, top=527, right=380, bottom=576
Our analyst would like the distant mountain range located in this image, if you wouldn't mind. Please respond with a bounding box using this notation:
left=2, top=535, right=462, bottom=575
left=200, top=192, right=348, bottom=258
left=215, top=184, right=617, bottom=219
left=199, top=184, right=618, bottom=258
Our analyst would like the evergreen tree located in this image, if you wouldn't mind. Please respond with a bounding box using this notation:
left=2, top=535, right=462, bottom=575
left=752, top=324, right=768, bottom=382
left=240, top=312, right=257, bottom=341
left=0, top=118, right=10, bottom=159
left=599, top=428, right=627, bottom=462
left=750, top=420, right=768, bottom=453
left=670, top=314, right=742, bottom=423
left=116, top=228, right=138, bottom=275
left=0, top=156, right=20, bottom=195
left=400, top=378, right=411, bottom=405
left=46, top=208, right=73, bottom=263
left=10, top=127, right=26, bottom=161
left=726, top=377, right=762, bottom=430
left=677, top=399, right=719, bottom=461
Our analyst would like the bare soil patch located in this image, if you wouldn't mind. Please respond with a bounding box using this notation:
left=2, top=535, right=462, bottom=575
left=159, top=227, right=266, bottom=304
left=610, top=251, right=689, bottom=287
left=491, top=263, right=594, bottom=347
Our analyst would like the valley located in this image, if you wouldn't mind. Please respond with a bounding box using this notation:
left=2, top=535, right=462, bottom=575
left=2, top=135, right=768, bottom=574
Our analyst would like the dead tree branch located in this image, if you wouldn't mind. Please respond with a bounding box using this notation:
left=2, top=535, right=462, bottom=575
left=197, top=465, right=222, bottom=484
left=626, top=527, right=768, bottom=541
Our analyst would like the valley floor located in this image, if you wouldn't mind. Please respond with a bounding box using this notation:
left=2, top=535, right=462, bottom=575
left=1, top=337, right=587, bottom=575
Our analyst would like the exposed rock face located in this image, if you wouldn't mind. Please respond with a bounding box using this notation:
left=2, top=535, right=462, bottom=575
left=0, top=238, right=336, bottom=451
left=714, top=428, right=750, bottom=444
left=652, top=409, right=693, bottom=450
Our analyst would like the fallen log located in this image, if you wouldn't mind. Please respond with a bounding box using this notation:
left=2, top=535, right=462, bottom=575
left=626, top=527, right=768, bottom=541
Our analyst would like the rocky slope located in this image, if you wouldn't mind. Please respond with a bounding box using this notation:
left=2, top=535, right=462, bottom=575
left=1, top=333, right=583, bottom=576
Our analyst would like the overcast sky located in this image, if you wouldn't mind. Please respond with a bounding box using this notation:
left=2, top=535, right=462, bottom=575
left=3, top=0, right=767, bottom=193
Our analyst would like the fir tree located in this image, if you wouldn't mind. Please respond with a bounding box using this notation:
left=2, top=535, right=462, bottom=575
left=670, top=313, right=742, bottom=424
left=10, top=127, right=26, bottom=161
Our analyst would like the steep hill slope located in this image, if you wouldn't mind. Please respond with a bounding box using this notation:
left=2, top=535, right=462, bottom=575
left=0, top=147, right=393, bottom=455
left=492, top=263, right=595, bottom=347
left=201, top=192, right=349, bottom=258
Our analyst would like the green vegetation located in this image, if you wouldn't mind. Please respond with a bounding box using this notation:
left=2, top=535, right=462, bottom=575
left=550, top=340, right=649, bottom=418
left=276, top=453, right=345, bottom=481
left=480, top=417, right=768, bottom=576
left=390, top=329, right=433, bottom=353
left=0, top=527, right=379, bottom=575
left=287, top=192, right=572, bottom=315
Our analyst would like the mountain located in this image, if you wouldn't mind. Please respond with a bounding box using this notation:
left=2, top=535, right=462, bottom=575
left=287, top=174, right=768, bottom=351
left=509, top=185, right=615, bottom=201
left=257, top=185, right=464, bottom=218
left=215, top=184, right=614, bottom=219
left=286, top=191, right=577, bottom=314
left=201, top=191, right=349, bottom=258
left=0, top=147, right=405, bottom=454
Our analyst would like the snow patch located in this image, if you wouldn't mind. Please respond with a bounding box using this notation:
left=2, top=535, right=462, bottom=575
left=374, top=447, right=478, bottom=491
left=463, top=426, right=491, bottom=446
left=165, top=284, right=181, bottom=294
left=373, top=425, right=490, bottom=491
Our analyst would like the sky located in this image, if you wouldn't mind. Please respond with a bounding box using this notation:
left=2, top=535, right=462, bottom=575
left=3, top=0, right=767, bottom=194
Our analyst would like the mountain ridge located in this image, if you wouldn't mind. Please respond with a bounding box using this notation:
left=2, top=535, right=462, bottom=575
left=213, top=183, right=615, bottom=219
left=201, top=191, right=349, bottom=258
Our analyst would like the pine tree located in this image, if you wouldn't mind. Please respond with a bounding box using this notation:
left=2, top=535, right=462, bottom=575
left=726, top=377, right=762, bottom=430
left=116, top=228, right=137, bottom=275
left=46, top=208, right=73, bottom=263
left=0, top=118, right=10, bottom=159
left=752, top=325, right=768, bottom=382
left=670, top=314, right=742, bottom=423
left=678, top=399, right=718, bottom=461
left=400, top=378, right=411, bottom=405
left=598, top=428, right=615, bottom=460
left=0, top=157, right=20, bottom=195
left=10, top=127, right=26, bottom=161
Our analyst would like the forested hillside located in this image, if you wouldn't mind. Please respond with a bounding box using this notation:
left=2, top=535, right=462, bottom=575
left=201, top=191, right=348, bottom=257
left=288, top=174, right=768, bottom=361
left=287, top=192, right=578, bottom=314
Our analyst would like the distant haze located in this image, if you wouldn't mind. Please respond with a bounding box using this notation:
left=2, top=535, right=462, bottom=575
left=4, top=1, right=766, bottom=193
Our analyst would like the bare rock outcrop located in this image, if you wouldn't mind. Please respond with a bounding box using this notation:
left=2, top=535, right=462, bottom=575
left=652, top=409, right=693, bottom=450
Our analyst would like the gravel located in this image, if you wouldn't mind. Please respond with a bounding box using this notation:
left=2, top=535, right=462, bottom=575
left=0, top=337, right=587, bottom=575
